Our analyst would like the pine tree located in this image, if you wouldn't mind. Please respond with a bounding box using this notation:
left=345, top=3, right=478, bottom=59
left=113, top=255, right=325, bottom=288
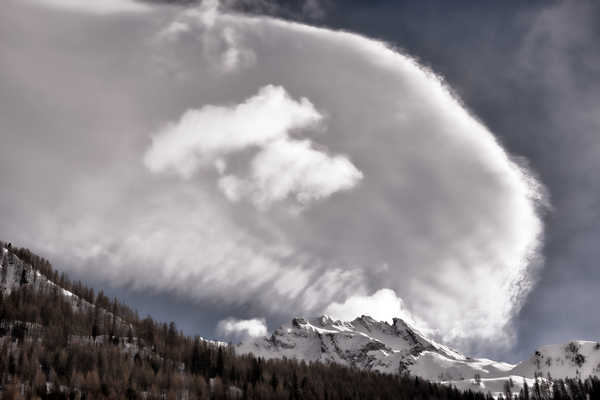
left=216, top=346, right=225, bottom=377
left=270, top=372, right=279, bottom=391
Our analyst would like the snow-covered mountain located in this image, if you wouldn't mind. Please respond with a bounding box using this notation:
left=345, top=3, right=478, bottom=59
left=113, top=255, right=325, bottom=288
left=449, top=341, right=600, bottom=396
left=237, top=315, right=512, bottom=380
left=238, top=315, right=600, bottom=396
left=511, top=341, right=600, bottom=380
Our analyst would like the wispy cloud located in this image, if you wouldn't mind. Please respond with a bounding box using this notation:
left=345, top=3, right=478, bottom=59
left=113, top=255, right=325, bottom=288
left=26, top=0, right=151, bottom=14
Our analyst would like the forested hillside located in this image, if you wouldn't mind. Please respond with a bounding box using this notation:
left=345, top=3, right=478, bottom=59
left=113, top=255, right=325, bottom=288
left=1, top=242, right=599, bottom=400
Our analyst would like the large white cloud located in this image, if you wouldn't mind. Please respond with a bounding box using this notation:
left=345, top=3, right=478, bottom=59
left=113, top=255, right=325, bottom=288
left=0, top=0, right=544, bottom=352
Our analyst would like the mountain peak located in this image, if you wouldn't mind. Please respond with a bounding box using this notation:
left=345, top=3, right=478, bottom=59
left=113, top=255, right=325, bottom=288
left=354, top=314, right=378, bottom=323
left=238, top=314, right=484, bottom=378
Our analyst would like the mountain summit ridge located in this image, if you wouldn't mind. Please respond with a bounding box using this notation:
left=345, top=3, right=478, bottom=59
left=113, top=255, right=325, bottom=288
left=238, top=315, right=600, bottom=396
left=238, top=314, right=511, bottom=379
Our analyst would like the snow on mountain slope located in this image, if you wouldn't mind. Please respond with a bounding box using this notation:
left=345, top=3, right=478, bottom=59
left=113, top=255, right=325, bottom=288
left=237, top=315, right=513, bottom=381
left=0, top=247, right=128, bottom=331
left=1, top=246, right=227, bottom=347
left=1, top=247, right=65, bottom=296
left=510, top=340, right=600, bottom=380
left=446, top=375, right=540, bottom=398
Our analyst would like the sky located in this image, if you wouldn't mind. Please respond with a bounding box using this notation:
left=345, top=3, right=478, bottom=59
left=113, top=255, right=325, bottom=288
left=0, top=0, right=598, bottom=362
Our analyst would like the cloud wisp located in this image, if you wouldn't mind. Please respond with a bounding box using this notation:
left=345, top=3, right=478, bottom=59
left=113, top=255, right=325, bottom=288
left=217, top=317, right=268, bottom=342
left=25, top=0, right=151, bottom=14
left=0, top=0, right=545, bottom=352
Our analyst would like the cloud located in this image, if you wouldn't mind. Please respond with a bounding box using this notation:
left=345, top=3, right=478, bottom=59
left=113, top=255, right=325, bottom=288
left=145, top=85, right=362, bottom=208
left=301, top=0, right=327, bottom=19
left=221, top=0, right=329, bottom=20
left=155, top=2, right=256, bottom=73
left=25, top=0, right=151, bottom=14
left=0, top=0, right=544, bottom=352
left=323, top=288, right=427, bottom=330
left=144, top=85, right=323, bottom=177
left=218, top=138, right=363, bottom=208
left=217, top=317, right=268, bottom=341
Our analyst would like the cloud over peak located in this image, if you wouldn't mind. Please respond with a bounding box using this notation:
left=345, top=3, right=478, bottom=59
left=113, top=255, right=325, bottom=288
left=324, top=288, right=427, bottom=332
left=217, top=317, right=268, bottom=341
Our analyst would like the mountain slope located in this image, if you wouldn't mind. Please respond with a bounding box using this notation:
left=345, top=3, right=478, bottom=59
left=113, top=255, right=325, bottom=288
left=1, top=247, right=60, bottom=295
left=0, top=246, right=133, bottom=334
left=511, top=340, right=600, bottom=379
